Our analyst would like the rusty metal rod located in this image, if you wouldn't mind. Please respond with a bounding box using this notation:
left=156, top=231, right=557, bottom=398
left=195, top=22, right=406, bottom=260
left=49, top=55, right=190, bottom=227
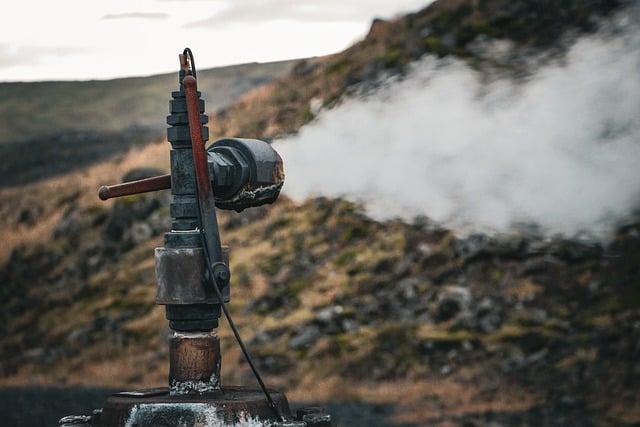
left=184, top=75, right=224, bottom=263
left=184, top=71, right=284, bottom=422
left=98, top=174, right=171, bottom=200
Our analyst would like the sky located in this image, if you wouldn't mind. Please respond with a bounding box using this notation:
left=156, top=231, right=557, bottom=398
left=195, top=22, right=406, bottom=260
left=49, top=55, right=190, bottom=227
left=1, top=0, right=430, bottom=82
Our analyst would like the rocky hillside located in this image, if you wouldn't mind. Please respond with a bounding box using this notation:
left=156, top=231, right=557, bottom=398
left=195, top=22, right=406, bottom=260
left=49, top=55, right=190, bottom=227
left=211, top=0, right=625, bottom=140
left=0, top=0, right=638, bottom=426
left=1, top=154, right=638, bottom=424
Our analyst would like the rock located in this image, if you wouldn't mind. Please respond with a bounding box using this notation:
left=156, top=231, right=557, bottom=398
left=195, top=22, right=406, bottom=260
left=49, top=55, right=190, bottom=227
left=341, top=319, right=360, bottom=333
left=455, top=234, right=493, bottom=260
left=417, top=242, right=432, bottom=256
left=476, top=297, right=494, bottom=314
left=93, top=315, right=122, bottom=333
left=372, top=258, right=394, bottom=274
left=440, top=364, right=452, bottom=375
left=434, top=286, right=471, bottom=322
left=248, top=331, right=271, bottom=346
left=17, top=206, right=42, bottom=226
left=548, top=238, right=602, bottom=262
left=394, top=258, right=414, bottom=277
left=272, top=265, right=293, bottom=284
left=315, top=305, right=349, bottom=333
left=256, top=354, right=291, bottom=374
left=474, top=297, right=503, bottom=333
left=527, top=348, right=549, bottom=364
left=517, top=256, right=562, bottom=276
left=316, top=305, right=344, bottom=324
left=398, top=278, right=418, bottom=300
left=366, top=18, right=392, bottom=41
left=413, top=216, right=448, bottom=237
left=86, top=254, right=102, bottom=270
left=309, top=98, right=323, bottom=116
left=441, top=33, right=457, bottom=48
left=127, top=222, right=153, bottom=244
left=289, top=325, right=321, bottom=350
left=467, top=37, right=515, bottom=65
left=419, top=27, right=433, bottom=38
left=249, top=328, right=287, bottom=347
left=501, top=348, right=526, bottom=372
left=23, top=347, right=47, bottom=363
left=517, top=308, right=548, bottom=326
left=226, top=205, right=269, bottom=229
left=147, top=210, right=171, bottom=235
left=291, top=59, right=318, bottom=77
left=67, top=326, right=93, bottom=346
left=466, top=34, right=492, bottom=56
left=477, top=313, right=502, bottom=333
left=588, top=280, right=601, bottom=294
left=104, top=196, right=160, bottom=241
left=53, top=208, right=82, bottom=239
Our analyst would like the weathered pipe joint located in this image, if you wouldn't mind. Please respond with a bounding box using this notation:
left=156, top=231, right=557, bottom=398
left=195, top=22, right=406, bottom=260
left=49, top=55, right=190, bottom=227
left=169, top=331, right=221, bottom=395
left=156, top=245, right=229, bottom=332
left=155, top=245, right=230, bottom=306
left=208, top=138, right=285, bottom=212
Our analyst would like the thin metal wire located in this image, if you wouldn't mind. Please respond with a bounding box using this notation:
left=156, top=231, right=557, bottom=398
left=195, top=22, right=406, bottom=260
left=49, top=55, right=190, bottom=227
left=199, top=234, right=284, bottom=422
left=183, top=47, right=197, bottom=79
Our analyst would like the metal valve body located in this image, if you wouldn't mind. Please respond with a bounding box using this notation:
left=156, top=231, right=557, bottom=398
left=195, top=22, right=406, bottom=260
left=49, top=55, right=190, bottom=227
left=60, top=51, right=330, bottom=427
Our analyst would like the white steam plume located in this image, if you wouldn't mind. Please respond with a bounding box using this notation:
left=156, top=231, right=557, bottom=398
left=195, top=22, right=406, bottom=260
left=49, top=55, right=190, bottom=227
left=275, top=12, right=640, bottom=239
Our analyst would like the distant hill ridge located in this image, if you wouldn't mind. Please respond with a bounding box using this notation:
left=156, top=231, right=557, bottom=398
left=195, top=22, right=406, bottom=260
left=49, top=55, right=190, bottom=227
left=0, top=60, right=296, bottom=145
left=0, top=60, right=296, bottom=187
left=212, top=0, right=626, bottom=140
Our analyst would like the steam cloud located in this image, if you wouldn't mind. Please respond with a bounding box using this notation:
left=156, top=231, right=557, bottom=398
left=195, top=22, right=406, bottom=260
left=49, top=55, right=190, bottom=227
left=275, top=12, right=640, bottom=240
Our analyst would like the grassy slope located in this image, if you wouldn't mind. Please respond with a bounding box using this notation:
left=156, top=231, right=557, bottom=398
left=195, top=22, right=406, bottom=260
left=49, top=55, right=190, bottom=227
left=0, top=0, right=638, bottom=426
left=0, top=60, right=296, bottom=145
left=0, top=60, right=295, bottom=188
left=1, top=151, right=638, bottom=424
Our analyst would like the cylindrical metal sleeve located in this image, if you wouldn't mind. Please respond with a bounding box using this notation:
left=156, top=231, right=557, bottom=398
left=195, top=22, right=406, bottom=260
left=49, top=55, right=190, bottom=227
left=169, top=331, right=221, bottom=388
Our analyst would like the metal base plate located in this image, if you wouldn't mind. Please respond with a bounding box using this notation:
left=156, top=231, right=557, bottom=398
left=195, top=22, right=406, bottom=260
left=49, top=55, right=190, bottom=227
left=93, top=386, right=292, bottom=426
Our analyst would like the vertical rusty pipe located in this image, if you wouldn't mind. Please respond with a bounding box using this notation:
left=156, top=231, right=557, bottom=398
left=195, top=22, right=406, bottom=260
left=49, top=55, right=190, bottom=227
left=169, top=331, right=221, bottom=393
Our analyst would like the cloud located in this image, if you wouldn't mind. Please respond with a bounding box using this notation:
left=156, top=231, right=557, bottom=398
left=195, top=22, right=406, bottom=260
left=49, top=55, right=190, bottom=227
left=101, top=12, right=168, bottom=20
left=188, top=0, right=427, bottom=28
left=0, top=45, right=85, bottom=69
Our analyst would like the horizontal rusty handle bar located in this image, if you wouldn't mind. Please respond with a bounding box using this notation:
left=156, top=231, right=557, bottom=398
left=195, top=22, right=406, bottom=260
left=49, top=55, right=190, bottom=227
left=98, top=174, right=171, bottom=201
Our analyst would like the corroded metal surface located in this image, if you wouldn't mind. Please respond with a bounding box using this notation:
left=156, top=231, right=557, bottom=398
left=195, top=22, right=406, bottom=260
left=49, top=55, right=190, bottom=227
left=93, top=386, right=292, bottom=426
left=98, top=174, right=171, bottom=201
left=169, top=331, right=221, bottom=394
left=155, top=246, right=230, bottom=305
left=77, top=48, right=331, bottom=426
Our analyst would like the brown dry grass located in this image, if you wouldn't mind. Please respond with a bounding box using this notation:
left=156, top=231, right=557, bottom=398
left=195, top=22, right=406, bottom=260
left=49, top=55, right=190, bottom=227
left=0, top=140, right=169, bottom=263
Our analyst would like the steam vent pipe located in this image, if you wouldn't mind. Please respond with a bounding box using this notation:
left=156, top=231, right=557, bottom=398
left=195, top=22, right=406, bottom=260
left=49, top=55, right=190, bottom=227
left=60, top=49, right=331, bottom=426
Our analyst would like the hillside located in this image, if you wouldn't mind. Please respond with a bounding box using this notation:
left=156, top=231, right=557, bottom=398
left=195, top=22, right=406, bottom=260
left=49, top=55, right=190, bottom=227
left=1, top=144, right=638, bottom=425
left=0, top=60, right=295, bottom=144
left=0, top=60, right=295, bottom=187
left=0, top=0, right=638, bottom=426
left=211, top=0, right=624, bottom=140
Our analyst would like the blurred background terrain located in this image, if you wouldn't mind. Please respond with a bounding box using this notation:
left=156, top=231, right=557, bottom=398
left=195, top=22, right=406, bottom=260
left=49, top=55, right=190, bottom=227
left=1, top=0, right=639, bottom=426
